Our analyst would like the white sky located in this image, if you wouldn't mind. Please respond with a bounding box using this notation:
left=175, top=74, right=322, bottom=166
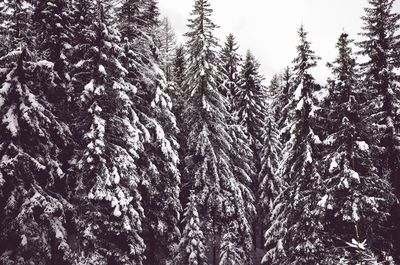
left=158, top=0, right=400, bottom=84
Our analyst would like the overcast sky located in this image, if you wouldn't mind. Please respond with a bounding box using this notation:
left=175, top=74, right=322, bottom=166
left=158, top=0, right=400, bottom=84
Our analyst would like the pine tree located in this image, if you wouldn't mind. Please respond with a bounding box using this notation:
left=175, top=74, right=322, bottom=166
left=259, top=116, right=282, bottom=226
left=271, top=67, right=292, bottom=133
left=263, top=25, right=325, bottom=265
left=70, top=1, right=146, bottom=264
left=170, top=45, right=186, bottom=120
left=358, top=0, right=400, bottom=257
left=317, top=32, right=395, bottom=263
left=218, top=33, right=242, bottom=113
left=0, top=0, right=34, bottom=54
left=219, top=223, right=246, bottom=265
left=180, top=0, right=254, bottom=263
left=117, top=1, right=182, bottom=263
left=31, top=0, right=74, bottom=121
left=0, top=49, right=74, bottom=264
left=157, top=17, right=177, bottom=82
left=237, top=50, right=268, bottom=169
left=174, top=192, right=207, bottom=265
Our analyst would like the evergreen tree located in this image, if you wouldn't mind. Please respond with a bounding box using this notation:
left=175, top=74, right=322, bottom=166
left=0, top=0, right=34, bottom=57
left=170, top=45, right=186, bottom=120
left=70, top=1, right=145, bottom=264
left=358, top=0, right=400, bottom=256
left=31, top=0, right=74, bottom=120
left=0, top=49, right=74, bottom=264
left=271, top=67, right=292, bottom=134
left=218, top=33, right=242, bottom=113
left=174, top=192, right=207, bottom=265
left=180, top=0, right=254, bottom=263
left=117, top=1, right=182, bottom=263
left=319, top=32, right=395, bottom=263
left=259, top=116, right=282, bottom=226
left=237, top=51, right=268, bottom=166
left=263, top=25, right=325, bottom=265
left=157, top=17, right=177, bottom=82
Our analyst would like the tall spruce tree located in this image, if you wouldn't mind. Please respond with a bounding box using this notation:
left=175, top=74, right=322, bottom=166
left=174, top=192, right=207, bottom=265
left=170, top=45, right=186, bottom=121
left=117, top=0, right=182, bottom=263
left=320, top=32, right=395, bottom=263
left=358, top=0, right=400, bottom=257
left=218, top=34, right=242, bottom=113
left=179, top=0, right=254, bottom=263
left=70, top=1, right=146, bottom=263
left=237, top=50, right=268, bottom=171
left=157, top=17, right=177, bottom=82
left=262, top=26, right=325, bottom=265
left=0, top=48, right=75, bottom=264
left=0, top=0, right=34, bottom=57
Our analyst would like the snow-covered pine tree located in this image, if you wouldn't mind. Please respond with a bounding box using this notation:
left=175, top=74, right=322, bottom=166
left=262, top=25, right=326, bottom=265
left=0, top=0, right=34, bottom=58
left=170, top=45, right=186, bottom=120
left=180, top=0, right=254, bottom=263
left=157, top=17, right=177, bottom=82
left=218, top=35, right=260, bottom=251
left=117, top=1, right=182, bottom=263
left=70, top=1, right=146, bottom=264
left=174, top=192, right=207, bottom=265
left=271, top=67, right=292, bottom=133
left=318, top=32, right=395, bottom=263
left=219, top=222, right=246, bottom=265
left=29, top=0, right=76, bottom=130
left=358, top=0, right=400, bottom=256
left=218, top=33, right=242, bottom=114
left=258, top=115, right=282, bottom=234
left=0, top=48, right=75, bottom=264
left=0, top=0, right=35, bottom=77
left=237, top=50, right=268, bottom=171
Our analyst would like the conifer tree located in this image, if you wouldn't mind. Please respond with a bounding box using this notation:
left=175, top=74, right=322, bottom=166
left=174, top=192, right=207, bottom=265
left=0, top=0, right=34, bottom=56
left=237, top=50, right=268, bottom=169
left=170, top=45, right=186, bottom=120
left=31, top=0, right=74, bottom=120
left=218, top=34, right=242, bottom=113
left=319, top=32, right=395, bottom=263
left=180, top=0, right=254, bottom=263
left=0, top=49, right=74, bottom=264
left=263, top=26, right=325, bottom=265
left=358, top=0, right=400, bottom=256
left=117, top=1, right=181, bottom=263
left=157, top=17, right=177, bottom=82
left=70, top=1, right=146, bottom=264
left=271, top=67, right=292, bottom=134
left=259, top=116, right=282, bottom=223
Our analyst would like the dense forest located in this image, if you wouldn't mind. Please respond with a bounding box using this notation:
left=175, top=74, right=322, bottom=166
left=0, top=0, right=399, bottom=264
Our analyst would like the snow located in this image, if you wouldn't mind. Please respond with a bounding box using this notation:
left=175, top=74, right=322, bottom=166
left=35, top=60, right=54, bottom=69
left=294, top=81, right=303, bottom=100
left=346, top=239, right=367, bottom=250
left=317, top=194, right=328, bottom=208
left=75, top=60, right=86, bottom=68
left=84, top=80, right=94, bottom=94
left=329, top=159, right=339, bottom=173
left=348, top=169, right=360, bottom=182
left=313, top=88, right=329, bottom=103
left=20, top=235, right=27, bottom=246
left=296, top=98, right=304, bottom=110
left=3, top=106, right=19, bottom=136
left=115, top=59, right=128, bottom=74
left=352, top=202, right=360, bottom=222
left=356, top=141, right=369, bottom=151
left=98, top=65, right=106, bottom=75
